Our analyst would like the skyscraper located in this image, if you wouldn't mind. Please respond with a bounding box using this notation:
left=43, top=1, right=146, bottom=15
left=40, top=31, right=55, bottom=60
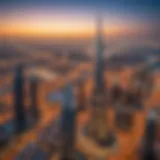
left=30, top=77, right=39, bottom=121
left=109, top=81, right=122, bottom=105
left=77, top=80, right=85, bottom=112
left=94, top=16, right=106, bottom=94
left=114, top=92, right=134, bottom=131
left=13, top=65, right=26, bottom=133
left=88, top=16, right=116, bottom=147
left=60, top=84, right=77, bottom=160
left=138, top=111, right=157, bottom=160
left=60, top=84, right=87, bottom=160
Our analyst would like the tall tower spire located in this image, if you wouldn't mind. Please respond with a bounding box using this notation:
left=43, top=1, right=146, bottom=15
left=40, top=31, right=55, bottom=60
left=94, top=15, right=105, bottom=93
left=88, top=15, right=116, bottom=146
left=78, top=15, right=117, bottom=159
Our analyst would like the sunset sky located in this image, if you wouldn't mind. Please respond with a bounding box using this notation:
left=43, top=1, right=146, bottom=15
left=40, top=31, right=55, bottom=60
left=1, top=0, right=160, bottom=38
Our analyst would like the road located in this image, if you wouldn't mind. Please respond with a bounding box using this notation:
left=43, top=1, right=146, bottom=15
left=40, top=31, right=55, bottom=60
left=0, top=62, right=160, bottom=160
left=0, top=62, right=92, bottom=160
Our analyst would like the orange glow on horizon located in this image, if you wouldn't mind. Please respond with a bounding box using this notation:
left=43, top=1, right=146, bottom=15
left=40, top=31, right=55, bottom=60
left=0, top=7, right=150, bottom=39
left=1, top=25, right=137, bottom=39
left=1, top=17, right=143, bottom=39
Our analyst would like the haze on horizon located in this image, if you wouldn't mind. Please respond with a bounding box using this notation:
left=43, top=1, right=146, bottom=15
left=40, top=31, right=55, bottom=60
left=1, top=0, right=160, bottom=39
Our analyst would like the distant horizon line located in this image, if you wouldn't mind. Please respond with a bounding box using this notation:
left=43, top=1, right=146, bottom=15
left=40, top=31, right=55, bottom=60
left=1, top=29, right=147, bottom=40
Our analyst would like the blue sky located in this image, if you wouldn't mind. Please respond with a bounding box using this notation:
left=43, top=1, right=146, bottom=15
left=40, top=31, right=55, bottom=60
left=2, top=0, right=160, bottom=15
left=2, top=0, right=160, bottom=25
left=1, top=0, right=160, bottom=38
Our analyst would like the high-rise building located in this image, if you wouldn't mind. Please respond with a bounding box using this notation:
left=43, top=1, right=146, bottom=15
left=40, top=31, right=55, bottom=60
left=93, top=16, right=106, bottom=94
left=109, top=81, right=122, bottom=105
left=114, top=92, right=134, bottom=130
left=77, top=80, right=85, bottom=112
left=88, top=16, right=116, bottom=147
left=138, top=111, right=157, bottom=160
left=60, top=84, right=77, bottom=160
left=13, top=64, right=26, bottom=133
left=60, top=84, right=87, bottom=160
left=30, top=77, right=39, bottom=121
